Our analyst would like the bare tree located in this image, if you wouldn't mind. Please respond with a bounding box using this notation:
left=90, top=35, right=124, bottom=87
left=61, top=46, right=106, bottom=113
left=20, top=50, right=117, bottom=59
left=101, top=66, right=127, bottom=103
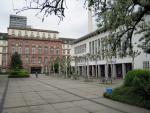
left=15, top=0, right=67, bottom=21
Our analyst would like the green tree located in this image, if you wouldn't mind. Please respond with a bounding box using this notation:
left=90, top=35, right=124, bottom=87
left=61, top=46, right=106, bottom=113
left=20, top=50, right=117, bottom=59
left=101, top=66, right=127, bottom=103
left=54, top=57, right=59, bottom=73
left=10, top=52, right=23, bottom=69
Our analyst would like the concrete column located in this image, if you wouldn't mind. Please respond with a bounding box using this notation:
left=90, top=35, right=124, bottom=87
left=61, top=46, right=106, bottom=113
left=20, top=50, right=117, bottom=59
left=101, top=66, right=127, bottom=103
left=112, top=64, right=116, bottom=78
left=95, top=65, right=98, bottom=78
left=98, top=65, right=101, bottom=78
left=87, top=65, right=89, bottom=78
left=105, top=64, right=108, bottom=78
left=122, top=63, right=126, bottom=79
left=92, top=65, right=94, bottom=77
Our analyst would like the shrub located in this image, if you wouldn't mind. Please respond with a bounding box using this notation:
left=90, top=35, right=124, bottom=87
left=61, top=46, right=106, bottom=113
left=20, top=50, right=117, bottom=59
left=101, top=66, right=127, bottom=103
left=124, top=69, right=150, bottom=99
left=104, top=86, right=150, bottom=109
left=104, top=69, right=150, bottom=109
left=9, top=69, right=30, bottom=78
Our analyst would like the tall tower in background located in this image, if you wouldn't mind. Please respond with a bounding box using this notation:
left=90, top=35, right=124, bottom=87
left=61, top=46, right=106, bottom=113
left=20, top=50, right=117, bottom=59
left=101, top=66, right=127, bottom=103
left=9, top=15, right=27, bottom=28
left=88, top=7, right=93, bottom=33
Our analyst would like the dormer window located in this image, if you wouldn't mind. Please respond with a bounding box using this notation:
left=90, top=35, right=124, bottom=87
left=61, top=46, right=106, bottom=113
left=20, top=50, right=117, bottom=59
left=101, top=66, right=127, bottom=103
left=42, top=33, right=45, bottom=38
left=12, top=30, right=15, bottom=36
left=31, top=32, right=34, bottom=37
left=18, top=31, right=21, bottom=36
left=25, top=30, right=28, bottom=37
left=48, top=33, right=51, bottom=38
left=37, top=32, right=39, bottom=38
left=53, top=34, right=56, bottom=39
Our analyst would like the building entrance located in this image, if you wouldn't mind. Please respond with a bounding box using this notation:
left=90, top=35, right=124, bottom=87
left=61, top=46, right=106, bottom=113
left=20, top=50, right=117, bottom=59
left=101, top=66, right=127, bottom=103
left=31, top=67, right=42, bottom=74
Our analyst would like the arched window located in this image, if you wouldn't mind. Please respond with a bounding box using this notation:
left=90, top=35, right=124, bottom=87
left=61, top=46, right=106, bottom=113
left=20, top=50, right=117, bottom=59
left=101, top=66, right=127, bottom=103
left=50, top=47, right=54, bottom=54
left=44, top=47, right=48, bottom=54
left=56, top=47, right=60, bottom=55
left=38, top=46, right=42, bottom=54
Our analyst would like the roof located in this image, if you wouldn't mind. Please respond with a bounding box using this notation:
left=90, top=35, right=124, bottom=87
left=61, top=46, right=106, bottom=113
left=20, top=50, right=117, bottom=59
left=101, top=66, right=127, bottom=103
left=10, top=14, right=27, bottom=19
left=8, top=27, right=59, bottom=33
left=73, top=28, right=107, bottom=44
left=0, top=33, right=8, bottom=40
left=59, top=38, right=76, bottom=44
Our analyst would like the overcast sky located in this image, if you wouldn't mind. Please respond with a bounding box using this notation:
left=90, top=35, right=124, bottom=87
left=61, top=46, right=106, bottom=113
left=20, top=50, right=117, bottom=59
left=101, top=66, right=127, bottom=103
left=0, top=0, right=97, bottom=39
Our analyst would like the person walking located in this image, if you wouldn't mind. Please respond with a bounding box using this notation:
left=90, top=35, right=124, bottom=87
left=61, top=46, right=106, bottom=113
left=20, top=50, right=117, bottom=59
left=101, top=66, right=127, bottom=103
left=35, top=72, right=38, bottom=78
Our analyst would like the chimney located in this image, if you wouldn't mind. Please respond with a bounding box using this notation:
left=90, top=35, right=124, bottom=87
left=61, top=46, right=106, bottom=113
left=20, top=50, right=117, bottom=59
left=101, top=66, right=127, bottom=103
left=88, top=7, right=93, bottom=33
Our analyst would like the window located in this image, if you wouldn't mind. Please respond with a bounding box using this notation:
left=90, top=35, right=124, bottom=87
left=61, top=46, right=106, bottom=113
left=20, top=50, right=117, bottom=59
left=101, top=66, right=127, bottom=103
left=25, top=47, right=29, bottom=54
left=92, top=41, right=94, bottom=55
left=18, top=31, right=21, bottom=36
left=56, top=47, right=60, bottom=55
left=48, top=33, right=51, bottom=38
left=37, top=32, right=39, bottom=37
left=42, top=33, right=45, bottom=38
left=3, top=47, right=6, bottom=53
left=63, top=50, right=65, bottom=54
left=89, top=42, right=91, bottom=54
left=95, top=40, right=97, bottom=54
left=25, top=30, right=28, bottom=37
left=143, top=61, right=149, bottom=70
left=12, top=46, right=16, bottom=53
left=44, top=57, right=48, bottom=64
left=32, top=47, right=36, bottom=54
left=32, top=57, right=36, bottom=64
left=67, top=50, right=70, bottom=54
left=25, top=56, right=30, bottom=64
left=38, top=47, right=42, bottom=54
left=53, top=34, right=56, bottom=39
left=2, top=54, right=6, bottom=66
left=31, top=32, right=34, bottom=37
left=38, top=57, right=42, bottom=64
left=12, top=30, right=15, bottom=36
left=44, top=47, right=48, bottom=54
left=50, top=47, right=54, bottom=54
left=18, top=47, right=22, bottom=54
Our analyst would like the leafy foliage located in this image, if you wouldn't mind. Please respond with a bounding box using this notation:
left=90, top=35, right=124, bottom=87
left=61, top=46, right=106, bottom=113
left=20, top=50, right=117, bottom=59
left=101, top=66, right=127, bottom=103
left=104, top=69, right=150, bottom=109
left=9, top=69, right=30, bottom=78
left=54, top=57, right=60, bottom=73
left=88, top=0, right=150, bottom=52
left=124, top=69, right=150, bottom=99
left=10, top=52, right=23, bottom=69
left=104, top=86, right=150, bottom=109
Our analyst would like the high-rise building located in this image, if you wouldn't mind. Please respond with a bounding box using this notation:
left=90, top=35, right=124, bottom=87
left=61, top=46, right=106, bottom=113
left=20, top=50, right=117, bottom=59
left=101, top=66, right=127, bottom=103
left=9, top=15, right=27, bottom=28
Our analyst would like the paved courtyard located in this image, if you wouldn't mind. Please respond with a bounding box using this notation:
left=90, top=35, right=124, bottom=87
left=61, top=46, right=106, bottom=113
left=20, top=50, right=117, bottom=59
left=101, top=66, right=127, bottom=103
left=2, top=75, right=150, bottom=113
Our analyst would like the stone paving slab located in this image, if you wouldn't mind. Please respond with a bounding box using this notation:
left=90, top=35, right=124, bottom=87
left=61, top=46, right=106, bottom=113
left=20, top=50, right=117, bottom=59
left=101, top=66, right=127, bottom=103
left=2, top=75, right=150, bottom=113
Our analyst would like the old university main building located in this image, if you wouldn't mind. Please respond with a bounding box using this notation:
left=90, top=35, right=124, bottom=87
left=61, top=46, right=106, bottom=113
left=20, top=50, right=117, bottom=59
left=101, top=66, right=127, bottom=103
left=0, top=15, right=74, bottom=73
